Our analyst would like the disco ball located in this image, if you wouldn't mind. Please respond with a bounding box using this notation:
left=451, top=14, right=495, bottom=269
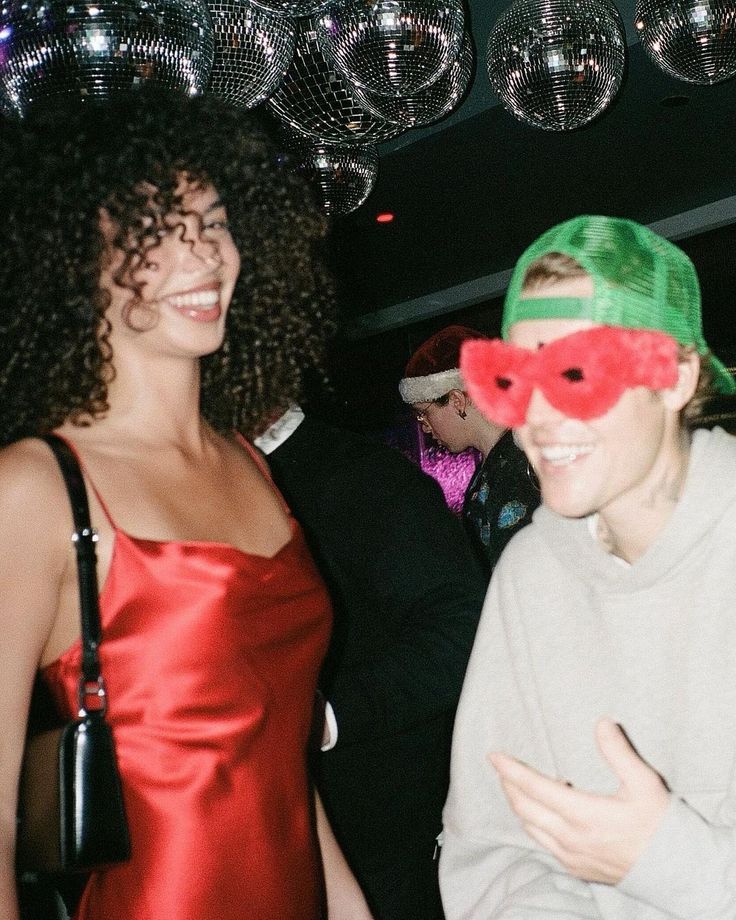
left=487, top=0, right=626, bottom=131
left=291, top=140, right=378, bottom=215
left=208, top=0, right=295, bottom=108
left=315, top=0, right=465, bottom=97
left=353, top=29, right=473, bottom=127
left=635, top=0, right=736, bottom=84
left=266, top=20, right=402, bottom=144
left=250, top=0, right=329, bottom=19
left=0, top=0, right=214, bottom=117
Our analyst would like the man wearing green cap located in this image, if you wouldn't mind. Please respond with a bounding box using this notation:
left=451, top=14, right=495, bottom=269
left=439, top=215, right=736, bottom=919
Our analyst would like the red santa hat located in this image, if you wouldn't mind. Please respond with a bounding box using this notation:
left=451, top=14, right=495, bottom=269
left=399, top=324, right=485, bottom=404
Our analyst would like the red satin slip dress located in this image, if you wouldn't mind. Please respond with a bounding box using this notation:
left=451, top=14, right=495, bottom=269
left=41, top=438, right=332, bottom=920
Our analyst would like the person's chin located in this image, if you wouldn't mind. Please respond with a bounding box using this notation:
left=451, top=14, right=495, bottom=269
left=543, top=489, right=596, bottom=519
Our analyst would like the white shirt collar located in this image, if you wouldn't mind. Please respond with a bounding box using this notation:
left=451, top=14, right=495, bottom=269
left=587, top=513, right=630, bottom=567
left=253, top=405, right=305, bottom=455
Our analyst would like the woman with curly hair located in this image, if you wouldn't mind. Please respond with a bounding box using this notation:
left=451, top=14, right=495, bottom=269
left=0, top=87, right=373, bottom=920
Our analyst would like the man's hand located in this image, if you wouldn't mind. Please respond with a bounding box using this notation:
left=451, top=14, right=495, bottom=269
left=489, top=719, right=670, bottom=884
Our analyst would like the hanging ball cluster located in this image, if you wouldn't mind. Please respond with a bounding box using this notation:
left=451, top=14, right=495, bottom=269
left=487, top=0, right=626, bottom=131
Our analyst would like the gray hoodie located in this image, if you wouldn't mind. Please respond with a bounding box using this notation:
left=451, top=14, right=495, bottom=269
left=441, top=426, right=736, bottom=919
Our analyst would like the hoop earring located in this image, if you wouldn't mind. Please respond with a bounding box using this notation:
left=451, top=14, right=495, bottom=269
left=458, top=409, right=467, bottom=419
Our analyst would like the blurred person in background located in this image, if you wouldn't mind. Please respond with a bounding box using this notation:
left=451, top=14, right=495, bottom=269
left=400, top=325, right=540, bottom=576
left=256, top=405, right=487, bottom=920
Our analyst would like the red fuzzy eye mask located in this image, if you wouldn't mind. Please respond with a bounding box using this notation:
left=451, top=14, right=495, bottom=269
left=460, top=326, right=679, bottom=427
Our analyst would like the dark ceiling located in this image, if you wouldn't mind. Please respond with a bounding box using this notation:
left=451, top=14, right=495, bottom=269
left=316, top=0, right=736, bottom=428
left=323, top=0, right=736, bottom=353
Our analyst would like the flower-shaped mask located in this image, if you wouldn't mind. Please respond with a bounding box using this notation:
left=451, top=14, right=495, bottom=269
left=460, top=326, right=679, bottom=427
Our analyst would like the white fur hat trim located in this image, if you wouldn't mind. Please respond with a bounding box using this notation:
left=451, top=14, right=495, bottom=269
left=398, top=368, right=464, bottom=404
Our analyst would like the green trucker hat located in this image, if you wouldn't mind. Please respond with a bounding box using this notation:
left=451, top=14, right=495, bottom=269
left=502, top=215, right=736, bottom=395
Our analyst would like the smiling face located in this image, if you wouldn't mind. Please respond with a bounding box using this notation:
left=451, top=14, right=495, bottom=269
left=99, top=178, right=241, bottom=360
left=508, top=278, right=696, bottom=526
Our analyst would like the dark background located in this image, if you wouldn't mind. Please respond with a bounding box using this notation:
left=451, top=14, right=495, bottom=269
left=321, top=222, right=736, bottom=432
left=307, top=4, right=736, bottom=432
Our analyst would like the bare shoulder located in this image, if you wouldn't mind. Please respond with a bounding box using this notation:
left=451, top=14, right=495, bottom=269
left=0, top=436, right=63, bottom=489
left=0, top=437, right=71, bottom=533
left=0, top=438, right=74, bottom=668
left=0, top=441, right=73, bottom=793
left=224, top=432, right=271, bottom=484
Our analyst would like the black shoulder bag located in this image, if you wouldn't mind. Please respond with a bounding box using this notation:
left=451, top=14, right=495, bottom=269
left=16, top=434, right=131, bottom=874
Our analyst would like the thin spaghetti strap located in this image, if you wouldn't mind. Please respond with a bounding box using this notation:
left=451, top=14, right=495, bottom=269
left=234, top=432, right=292, bottom=516
left=45, top=434, right=118, bottom=529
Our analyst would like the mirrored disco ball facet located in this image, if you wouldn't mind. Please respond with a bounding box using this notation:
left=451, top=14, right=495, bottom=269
left=291, top=140, right=378, bottom=215
left=315, top=0, right=464, bottom=97
left=635, top=0, right=736, bottom=84
left=249, top=0, right=329, bottom=19
left=0, top=0, right=214, bottom=117
left=353, top=29, right=473, bottom=127
left=266, top=21, right=402, bottom=144
left=487, top=0, right=626, bottom=131
left=208, top=0, right=294, bottom=108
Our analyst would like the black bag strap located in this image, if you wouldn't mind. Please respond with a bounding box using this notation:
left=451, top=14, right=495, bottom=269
left=42, top=434, right=105, bottom=716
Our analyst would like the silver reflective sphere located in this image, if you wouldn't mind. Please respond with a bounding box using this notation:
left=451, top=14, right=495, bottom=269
left=250, top=0, right=329, bottom=19
left=315, top=0, right=464, bottom=97
left=0, top=0, right=214, bottom=117
left=487, top=0, right=626, bottom=131
left=353, top=29, right=473, bottom=127
left=266, top=21, right=402, bottom=144
left=291, top=140, right=378, bottom=215
left=208, top=0, right=294, bottom=108
left=635, top=0, right=736, bottom=84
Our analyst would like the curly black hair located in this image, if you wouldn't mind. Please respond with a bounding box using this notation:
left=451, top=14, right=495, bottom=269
left=0, top=85, right=335, bottom=444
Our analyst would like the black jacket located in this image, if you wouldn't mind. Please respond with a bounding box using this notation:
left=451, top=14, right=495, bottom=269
left=463, top=429, right=540, bottom=577
left=266, top=416, right=486, bottom=920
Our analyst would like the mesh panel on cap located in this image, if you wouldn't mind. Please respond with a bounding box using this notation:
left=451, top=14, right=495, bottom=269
left=501, top=215, right=735, bottom=394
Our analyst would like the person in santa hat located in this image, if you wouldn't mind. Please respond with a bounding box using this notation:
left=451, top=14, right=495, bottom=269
left=399, top=324, right=540, bottom=575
